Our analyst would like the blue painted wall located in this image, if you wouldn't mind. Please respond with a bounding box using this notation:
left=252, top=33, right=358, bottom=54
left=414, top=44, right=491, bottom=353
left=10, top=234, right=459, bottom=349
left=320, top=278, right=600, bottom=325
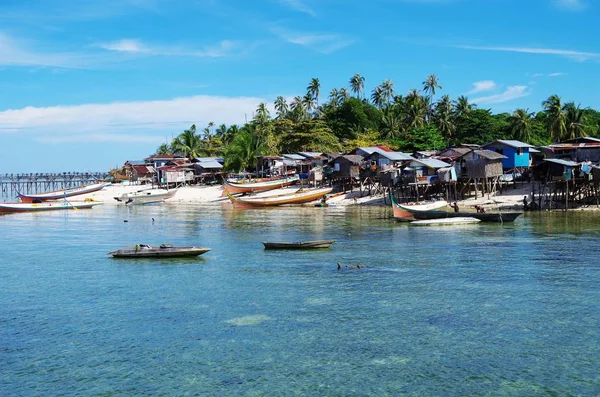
left=486, top=145, right=530, bottom=169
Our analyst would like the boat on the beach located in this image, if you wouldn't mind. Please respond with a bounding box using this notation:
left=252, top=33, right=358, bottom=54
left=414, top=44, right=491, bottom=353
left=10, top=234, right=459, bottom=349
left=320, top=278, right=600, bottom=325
left=109, top=244, right=211, bottom=258
left=17, top=182, right=110, bottom=203
left=226, top=187, right=333, bottom=208
left=222, top=175, right=299, bottom=194
left=262, top=240, right=336, bottom=249
left=389, top=192, right=449, bottom=221
left=411, top=217, right=481, bottom=226
left=0, top=200, right=103, bottom=213
left=411, top=210, right=523, bottom=223
left=114, top=188, right=178, bottom=205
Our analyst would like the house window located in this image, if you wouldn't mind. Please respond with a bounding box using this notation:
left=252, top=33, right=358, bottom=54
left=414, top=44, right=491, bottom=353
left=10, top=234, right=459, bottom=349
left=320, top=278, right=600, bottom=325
left=517, top=148, right=523, bottom=155
left=495, top=148, right=503, bottom=155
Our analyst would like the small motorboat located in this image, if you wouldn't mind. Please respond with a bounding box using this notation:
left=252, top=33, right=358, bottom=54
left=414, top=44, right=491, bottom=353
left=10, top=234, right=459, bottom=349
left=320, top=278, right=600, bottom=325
left=227, top=187, right=333, bottom=208
left=410, top=217, right=481, bottom=226
left=109, top=244, right=211, bottom=258
left=114, top=188, right=178, bottom=205
left=262, top=240, right=336, bottom=249
left=17, top=182, right=110, bottom=203
left=389, top=192, right=448, bottom=221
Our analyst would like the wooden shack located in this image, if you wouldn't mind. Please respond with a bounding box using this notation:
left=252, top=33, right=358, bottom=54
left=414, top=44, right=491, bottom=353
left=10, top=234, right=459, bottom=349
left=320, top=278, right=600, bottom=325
left=457, top=149, right=507, bottom=198
left=329, top=155, right=363, bottom=179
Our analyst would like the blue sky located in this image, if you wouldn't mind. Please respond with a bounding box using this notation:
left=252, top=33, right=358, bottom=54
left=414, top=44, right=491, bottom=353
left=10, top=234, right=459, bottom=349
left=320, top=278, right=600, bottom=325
left=0, top=0, right=598, bottom=173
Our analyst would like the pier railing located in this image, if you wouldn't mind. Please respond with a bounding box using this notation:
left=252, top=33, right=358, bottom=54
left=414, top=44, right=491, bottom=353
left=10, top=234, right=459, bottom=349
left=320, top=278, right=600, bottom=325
left=0, top=172, right=109, bottom=199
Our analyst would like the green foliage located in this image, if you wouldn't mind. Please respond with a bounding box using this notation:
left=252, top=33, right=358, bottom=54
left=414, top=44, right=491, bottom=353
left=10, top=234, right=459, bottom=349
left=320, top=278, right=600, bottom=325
left=392, top=125, right=445, bottom=152
left=278, top=120, right=342, bottom=153
left=453, top=109, right=509, bottom=145
left=324, top=97, right=383, bottom=141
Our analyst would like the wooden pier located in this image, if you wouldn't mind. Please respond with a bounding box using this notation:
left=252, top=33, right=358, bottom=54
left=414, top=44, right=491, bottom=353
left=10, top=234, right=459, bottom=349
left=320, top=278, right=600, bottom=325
left=0, top=172, right=109, bottom=199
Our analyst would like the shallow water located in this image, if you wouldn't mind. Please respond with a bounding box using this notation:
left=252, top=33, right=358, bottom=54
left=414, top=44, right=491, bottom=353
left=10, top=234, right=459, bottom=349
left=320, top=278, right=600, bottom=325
left=1, top=204, right=600, bottom=395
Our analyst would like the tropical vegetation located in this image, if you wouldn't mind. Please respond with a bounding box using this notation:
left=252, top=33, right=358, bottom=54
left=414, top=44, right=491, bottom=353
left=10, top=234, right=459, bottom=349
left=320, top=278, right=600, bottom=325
left=153, top=74, right=600, bottom=172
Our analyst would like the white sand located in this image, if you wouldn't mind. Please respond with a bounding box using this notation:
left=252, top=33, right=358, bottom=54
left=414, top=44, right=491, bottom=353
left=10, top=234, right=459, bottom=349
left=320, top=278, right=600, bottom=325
left=78, top=181, right=568, bottom=211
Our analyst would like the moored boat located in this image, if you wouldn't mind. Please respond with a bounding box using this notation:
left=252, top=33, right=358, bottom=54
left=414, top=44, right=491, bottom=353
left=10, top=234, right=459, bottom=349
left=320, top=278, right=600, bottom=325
left=411, top=217, right=481, bottom=226
left=262, top=240, right=336, bottom=249
left=109, top=244, right=210, bottom=258
left=226, top=187, right=333, bottom=208
left=0, top=200, right=103, bottom=213
left=389, top=192, right=448, bottom=221
left=412, top=210, right=523, bottom=223
left=222, top=175, right=299, bottom=195
left=17, top=182, right=110, bottom=203
left=114, top=188, right=178, bottom=205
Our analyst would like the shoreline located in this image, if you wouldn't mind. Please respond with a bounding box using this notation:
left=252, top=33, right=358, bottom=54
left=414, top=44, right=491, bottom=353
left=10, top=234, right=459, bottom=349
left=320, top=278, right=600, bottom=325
left=76, top=182, right=600, bottom=212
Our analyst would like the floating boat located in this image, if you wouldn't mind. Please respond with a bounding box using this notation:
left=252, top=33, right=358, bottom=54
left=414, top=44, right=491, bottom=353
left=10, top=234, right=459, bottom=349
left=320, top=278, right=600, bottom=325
left=17, top=182, right=110, bottom=203
left=0, top=200, right=103, bottom=213
left=412, top=210, right=523, bottom=223
left=222, top=175, right=299, bottom=195
left=226, top=187, right=333, bottom=208
left=109, top=244, right=210, bottom=258
left=114, top=188, right=178, bottom=205
left=262, top=240, right=336, bottom=249
left=411, top=217, right=481, bottom=226
left=389, top=192, right=448, bottom=221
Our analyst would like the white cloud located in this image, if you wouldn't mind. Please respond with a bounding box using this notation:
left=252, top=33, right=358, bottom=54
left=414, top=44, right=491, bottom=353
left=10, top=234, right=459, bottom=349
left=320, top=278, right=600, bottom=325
left=456, top=44, right=599, bottom=62
left=0, top=95, right=271, bottom=140
left=554, top=0, right=587, bottom=11
left=532, top=72, right=567, bottom=78
left=97, top=38, right=248, bottom=57
left=279, top=0, right=315, bottom=16
left=472, top=86, right=530, bottom=104
left=270, top=27, right=354, bottom=54
left=466, top=80, right=496, bottom=95
left=548, top=72, right=567, bottom=77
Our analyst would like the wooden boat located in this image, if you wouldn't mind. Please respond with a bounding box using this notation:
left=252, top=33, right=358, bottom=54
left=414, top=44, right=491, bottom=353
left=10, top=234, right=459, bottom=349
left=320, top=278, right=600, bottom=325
left=412, top=210, right=523, bottom=223
left=262, top=240, right=336, bottom=249
left=109, top=244, right=210, bottom=258
left=0, top=200, right=103, bottom=213
left=114, top=188, right=178, bottom=205
left=411, top=217, right=481, bottom=226
left=222, top=175, right=299, bottom=194
left=226, top=187, right=333, bottom=208
left=17, top=182, right=110, bottom=203
left=389, top=192, right=448, bottom=221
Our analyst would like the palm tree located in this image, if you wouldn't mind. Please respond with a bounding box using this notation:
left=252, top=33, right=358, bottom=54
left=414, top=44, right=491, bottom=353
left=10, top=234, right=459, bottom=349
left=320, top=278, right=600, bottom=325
left=563, top=102, right=587, bottom=139
left=155, top=143, right=172, bottom=155
left=433, top=95, right=455, bottom=146
left=404, top=91, right=428, bottom=130
left=215, top=124, right=227, bottom=139
left=380, top=79, right=395, bottom=106
left=254, top=102, right=270, bottom=125
left=223, top=125, right=239, bottom=146
left=302, top=93, right=315, bottom=114
left=307, top=78, right=320, bottom=107
left=172, top=124, right=203, bottom=158
left=454, top=95, right=474, bottom=118
left=371, top=86, right=384, bottom=108
left=349, top=73, right=365, bottom=99
left=381, top=111, right=401, bottom=139
left=423, top=74, right=442, bottom=120
left=223, top=129, right=261, bottom=172
left=328, top=88, right=340, bottom=107
left=290, top=96, right=306, bottom=121
left=339, top=88, right=349, bottom=103
left=274, top=96, right=288, bottom=119
left=509, top=109, right=534, bottom=142
left=207, top=121, right=215, bottom=135
left=542, top=94, right=566, bottom=142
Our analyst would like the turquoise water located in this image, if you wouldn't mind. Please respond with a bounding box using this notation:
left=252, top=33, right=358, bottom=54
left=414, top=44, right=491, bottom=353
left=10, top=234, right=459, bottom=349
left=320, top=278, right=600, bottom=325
left=1, top=204, right=600, bottom=395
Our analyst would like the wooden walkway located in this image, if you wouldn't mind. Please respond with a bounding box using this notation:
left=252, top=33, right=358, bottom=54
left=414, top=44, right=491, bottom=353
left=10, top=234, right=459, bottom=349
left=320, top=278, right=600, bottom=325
left=0, top=172, right=109, bottom=199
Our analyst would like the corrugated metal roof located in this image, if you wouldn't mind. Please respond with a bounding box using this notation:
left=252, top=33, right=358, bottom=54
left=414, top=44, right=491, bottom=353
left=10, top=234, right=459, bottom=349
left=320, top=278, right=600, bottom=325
left=297, top=152, right=323, bottom=158
left=334, top=155, right=363, bottom=164
left=194, top=157, right=223, bottom=163
left=410, top=158, right=450, bottom=169
left=196, top=160, right=223, bottom=169
left=484, top=140, right=534, bottom=149
left=368, top=151, right=414, bottom=161
left=529, top=148, right=541, bottom=153
left=473, top=149, right=507, bottom=160
left=545, top=158, right=579, bottom=167
left=283, top=154, right=306, bottom=160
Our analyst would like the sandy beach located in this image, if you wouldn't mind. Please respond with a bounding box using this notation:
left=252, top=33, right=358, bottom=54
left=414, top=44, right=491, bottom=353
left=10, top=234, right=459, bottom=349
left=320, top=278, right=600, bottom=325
left=82, top=182, right=542, bottom=211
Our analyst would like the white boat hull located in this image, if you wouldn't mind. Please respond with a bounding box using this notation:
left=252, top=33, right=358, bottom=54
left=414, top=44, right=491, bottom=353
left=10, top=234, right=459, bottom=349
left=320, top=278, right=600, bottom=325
left=410, top=217, right=481, bottom=226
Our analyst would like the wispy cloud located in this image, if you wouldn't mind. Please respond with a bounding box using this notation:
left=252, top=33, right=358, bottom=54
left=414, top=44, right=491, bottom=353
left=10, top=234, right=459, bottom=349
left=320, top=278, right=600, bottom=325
left=0, top=32, right=92, bottom=68
left=0, top=95, right=271, bottom=138
left=554, top=0, right=587, bottom=11
left=279, top=0, right=316, bottom=16
left=36, top=133, right=165, bottom=144
left=97, top=38, right=248, bottom=58
left=532, top=72, right=567, bottom=78
left=456, top=44, right=600, bottom=62
left=472, top=86, right=530, bottom=105
left=466, top=80, right=496, bottom=95
left=270, top=27, right=354, bottom=54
